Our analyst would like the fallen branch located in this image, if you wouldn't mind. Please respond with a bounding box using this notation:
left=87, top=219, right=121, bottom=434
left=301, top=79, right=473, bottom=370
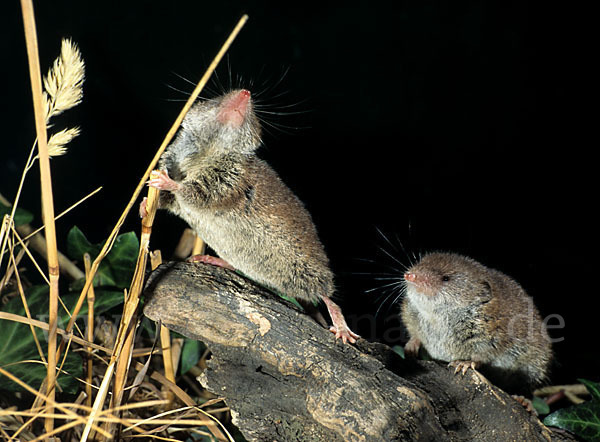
left=143, top=262, right=575, bottom=442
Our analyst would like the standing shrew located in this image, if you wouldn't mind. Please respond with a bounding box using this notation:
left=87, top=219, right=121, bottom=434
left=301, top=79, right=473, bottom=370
left=141, top=89, right=359, bottom=344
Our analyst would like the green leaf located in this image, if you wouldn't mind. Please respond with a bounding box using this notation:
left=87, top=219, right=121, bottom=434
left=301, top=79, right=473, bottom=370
left=392, top=345, right=406, bottom=359
left=0, top=285, right=125, bottom=393
left=544, top=400, right=600, bottom=441
left=104, top=231, right=139, bottom=288
left=0, top=202, right=34, bottom=226
left=532, top=396, right=550, bottom=415
left=581, top=379, right=600, bottom=402
left=139, top=316, right=157, bottom=338
left=67, top=226, right=138, bottom=289
left=67, top=225, right=113, bottom=286
left=180, top=339, right=204, bottom=375
left=67, top=225, right=98, bottom=262
left=277, top=293, right=303, bottom=309
left=0, top=286, right=81, bottom=393
left=76, top=289, right=124, bottom=316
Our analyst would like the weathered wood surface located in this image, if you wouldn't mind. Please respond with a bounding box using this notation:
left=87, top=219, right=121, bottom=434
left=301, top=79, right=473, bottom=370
left=143, top=262, right=574, bottom=442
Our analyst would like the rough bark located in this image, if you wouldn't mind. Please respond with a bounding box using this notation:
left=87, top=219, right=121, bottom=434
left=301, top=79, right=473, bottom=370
left=143, top=262, right=574, bottom=442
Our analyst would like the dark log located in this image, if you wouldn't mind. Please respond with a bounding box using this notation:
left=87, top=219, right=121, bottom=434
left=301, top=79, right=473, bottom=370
left=143, top=262, right=573, bottom=442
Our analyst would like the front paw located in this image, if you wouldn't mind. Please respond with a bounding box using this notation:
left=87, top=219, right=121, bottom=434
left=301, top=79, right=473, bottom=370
left=404, top=337, right=421, bottom=358
left=139, top=197, right=148, bottom=218
left=448, top=360, right=481, bottom=376
left=147, top=170, right=181, bottom=192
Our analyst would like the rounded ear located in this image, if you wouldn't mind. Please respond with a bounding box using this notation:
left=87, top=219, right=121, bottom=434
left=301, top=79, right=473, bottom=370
left=478, top=280, right=493, bottom=301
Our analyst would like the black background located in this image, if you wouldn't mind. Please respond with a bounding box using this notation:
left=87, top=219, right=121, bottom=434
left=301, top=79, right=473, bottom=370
left=1, top=1, right=595, bottom=385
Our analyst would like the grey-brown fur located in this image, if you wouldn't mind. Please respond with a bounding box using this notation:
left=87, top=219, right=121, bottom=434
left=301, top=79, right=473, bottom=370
left=402, top=252, right=552, bottom=390
left=157, top=90, right=333, bottom=304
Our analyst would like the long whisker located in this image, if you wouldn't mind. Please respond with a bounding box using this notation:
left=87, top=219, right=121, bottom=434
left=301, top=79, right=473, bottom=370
left=375, top=282, right=406, bottom=318
left=365, top=280, right=401, bottom=293
left=170, top=70, right=196, bottom=87
left=394, top=230, right=415, bottom=267
left=164, top=82, right=192, bottom=96
left=375, top=227, right=409, bottom=271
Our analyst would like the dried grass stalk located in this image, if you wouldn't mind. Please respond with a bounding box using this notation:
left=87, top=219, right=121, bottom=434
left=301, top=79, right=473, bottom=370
left=0, top=311, right=111, bottom=355
left=134, top=361, right=233, bottom=440
left=149, top=249, right=162, bottom=270
left=9, top=242, right=47, bottom=365
left=192, top=235, right=207, bottom=256
left=160, top=325, right=176, bottom=407
left=19, top=0, right=61, bottom=434
left=0, top=367, right=110, bottom=438
left=17, top=6, right=86, bottom=436
left=0, top=234, right=26, bottom=293
left=102, top=171, right=162, bottom=436
left=0, top=188, right=100, bottom=283
left=84, top=253, right=95, bottom=408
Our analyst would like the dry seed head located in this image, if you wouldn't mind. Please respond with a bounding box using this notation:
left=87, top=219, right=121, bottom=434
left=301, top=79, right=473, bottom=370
left=43, top=38, right=85, bottom=122
left=47, top=127, right=80, bottom=157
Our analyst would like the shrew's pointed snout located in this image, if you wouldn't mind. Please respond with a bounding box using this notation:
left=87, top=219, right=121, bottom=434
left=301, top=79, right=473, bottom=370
left=217, top=89, right=252, bottom=128
left=404, top=272, right=416, bottom=282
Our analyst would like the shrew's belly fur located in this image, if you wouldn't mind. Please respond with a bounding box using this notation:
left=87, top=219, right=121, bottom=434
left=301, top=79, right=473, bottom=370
left=174, top=198, right=331, bottom=302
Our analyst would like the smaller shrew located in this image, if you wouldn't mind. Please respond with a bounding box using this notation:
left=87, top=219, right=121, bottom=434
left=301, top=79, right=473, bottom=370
left=402, top=252, right=552, bottom=392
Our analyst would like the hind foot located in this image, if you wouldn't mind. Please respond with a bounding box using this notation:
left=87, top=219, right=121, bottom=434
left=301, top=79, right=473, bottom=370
left=512, top=395, right=538, bottom=415
left=187, top=254, right=235, bottom=270
left=322, top=296, right=359, bottom=344
left=328, top=325, right=360, bottom=345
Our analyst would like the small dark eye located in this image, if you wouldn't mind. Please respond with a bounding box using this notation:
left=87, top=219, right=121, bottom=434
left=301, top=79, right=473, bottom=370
left=442, top=275, right=450, bottom=282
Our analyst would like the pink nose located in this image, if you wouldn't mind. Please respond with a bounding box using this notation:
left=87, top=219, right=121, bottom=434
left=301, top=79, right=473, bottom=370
left=404, top=272, right=416, bottom=282
left=217, top=90, right=251, bottom=127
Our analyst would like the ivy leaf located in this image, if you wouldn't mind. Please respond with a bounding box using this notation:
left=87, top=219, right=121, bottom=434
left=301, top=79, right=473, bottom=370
left=277, top=292, right=303, bottom=309
left=392, top=345, right=406, bottom=359
left=0, top=286, right=80, bottom=393
left=180, top=339, right=204, bottom=375
left=66, top=225, right=99, bottom=262
left=0, top=202, right=34, bottom=226
left=532, top=396, right=550, bottom=415
left=581, top=379, right=600, bottom=402
left=74, top=289, right=125, bottom=316
left=0, top=285, right=125, bottom=393
left=104, top=232, right=139, bottom=288
left=544, top=395, right=600, bottom=441
left=67, top=226, right=138, bottom=289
